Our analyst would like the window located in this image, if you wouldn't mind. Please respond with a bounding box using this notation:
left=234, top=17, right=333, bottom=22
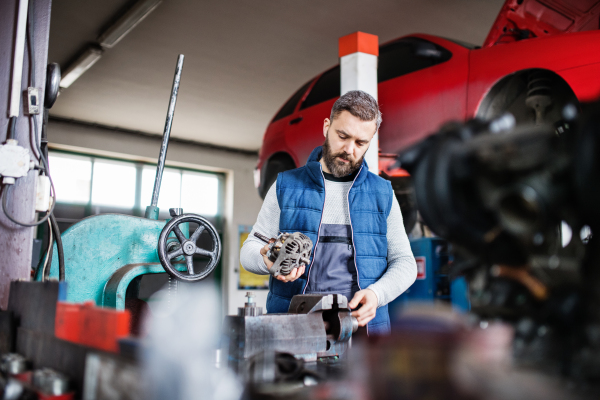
left=91, top=160, right=137, bottom=208
left=141, top=167, right=182, bottom=211
left=378, top=38, right=452, bottom=83
left=272, top=80, right=313, bottom=122
left=140, top=167, right=220, bottom=217
left=181, top=171, right=219, bottom=216
left=300, top=66, right=340, bottom=110
left=50, top=153, right=92, bottom=204
left=47, top=151, right=224, bottom=230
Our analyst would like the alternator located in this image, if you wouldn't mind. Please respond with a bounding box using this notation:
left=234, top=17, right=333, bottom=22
left=254, top=232, right=313, bottom=277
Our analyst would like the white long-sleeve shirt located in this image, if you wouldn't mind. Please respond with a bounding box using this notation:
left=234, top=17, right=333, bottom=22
left=240, top=179, right=417, bottom=307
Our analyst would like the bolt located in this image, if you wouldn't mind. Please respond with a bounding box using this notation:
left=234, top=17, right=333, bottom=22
left=183, top=242, right=195, bottom=255
left=246, top=291, right=255, bottom=304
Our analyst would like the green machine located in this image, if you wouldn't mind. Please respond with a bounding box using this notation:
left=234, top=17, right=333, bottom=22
left=34, top=55, right=222, bottom=310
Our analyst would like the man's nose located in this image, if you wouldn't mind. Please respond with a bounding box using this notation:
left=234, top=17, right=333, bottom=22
left=342, top=141, right=355, bottom=156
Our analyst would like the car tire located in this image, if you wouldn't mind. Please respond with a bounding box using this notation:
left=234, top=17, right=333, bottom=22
left=477, top=69, right=578, bottom=130
left=387, top=176, right=418, bottom=235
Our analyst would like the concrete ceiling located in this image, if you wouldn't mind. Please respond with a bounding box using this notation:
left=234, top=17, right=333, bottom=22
left=48, top=0, right=505, bottom=151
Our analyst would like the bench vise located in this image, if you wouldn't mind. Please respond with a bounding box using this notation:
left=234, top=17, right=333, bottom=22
left=223, top=293, right=358, bottom=369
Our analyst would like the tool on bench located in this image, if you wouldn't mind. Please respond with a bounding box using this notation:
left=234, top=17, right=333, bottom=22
left=253, top=232, right=313, bottom=277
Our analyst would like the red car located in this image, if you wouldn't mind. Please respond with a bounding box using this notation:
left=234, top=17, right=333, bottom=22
left=255, top=0, right=600, bottom=230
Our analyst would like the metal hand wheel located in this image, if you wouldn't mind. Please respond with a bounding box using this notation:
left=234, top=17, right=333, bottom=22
left=158, top=213, right=221, bottom=282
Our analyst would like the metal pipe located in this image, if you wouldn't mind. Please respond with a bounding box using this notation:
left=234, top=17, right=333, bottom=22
left=150, top=54, right=184, bottom=208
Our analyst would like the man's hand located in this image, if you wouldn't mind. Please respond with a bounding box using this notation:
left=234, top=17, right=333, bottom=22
left=348, top=289, right=378, bottom=327
left=260, top=243, right=305, bottom=282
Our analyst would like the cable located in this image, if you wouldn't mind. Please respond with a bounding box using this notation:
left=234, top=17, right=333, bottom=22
left=50, top=214, right=64, bottom=281
left=1, top=156, right=56, bottom=227
left=1, top=1, right=65, bottom=281
left=40, top=217, right=52, bottom=282
left=0, top=0, right=57, bottom=228
left=29, top=0, right=63, bottom=281
left=34, top=218, right=52, bottom=278
left=43, top=228, right=53, bottom=281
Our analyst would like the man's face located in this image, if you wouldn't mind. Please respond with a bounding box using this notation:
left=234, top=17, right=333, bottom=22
left=321, top=110, right=377, bottom=177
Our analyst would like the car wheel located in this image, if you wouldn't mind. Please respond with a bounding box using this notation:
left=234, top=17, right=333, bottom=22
left=259, top=154, right=296, bottom=199
left=477, top=69, right=579, bottom=132
left=476, top=69, right=578, bottom=253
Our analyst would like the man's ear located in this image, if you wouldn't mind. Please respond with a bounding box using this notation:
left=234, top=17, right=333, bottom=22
left=323, top=118, right=330, bottom=138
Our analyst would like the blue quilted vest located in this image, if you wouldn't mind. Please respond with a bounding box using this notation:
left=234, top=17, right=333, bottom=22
left=266, top=146, right=394, bottom=334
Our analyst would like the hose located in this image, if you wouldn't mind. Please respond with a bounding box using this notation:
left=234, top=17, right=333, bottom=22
left=42, top=218, right=53, bottom=281
left=34, top=218, right=51, bottom=279
left=49, top=214, right=64, bottom=281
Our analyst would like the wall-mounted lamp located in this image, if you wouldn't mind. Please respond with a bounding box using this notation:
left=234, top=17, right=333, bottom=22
left=59, top=46, right=103, bottom=89
left=60, top=0, right=162, bottom=89
left=98, top=0, right=163, bottom=48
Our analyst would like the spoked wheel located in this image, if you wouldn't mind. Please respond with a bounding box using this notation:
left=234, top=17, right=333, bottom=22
left=157, top=213, right=221, bottom=282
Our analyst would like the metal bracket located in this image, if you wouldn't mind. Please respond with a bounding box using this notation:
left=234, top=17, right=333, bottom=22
left=102, top=263, right=187, bottom=310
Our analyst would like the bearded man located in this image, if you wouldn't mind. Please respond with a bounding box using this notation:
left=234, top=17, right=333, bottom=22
left=240, top=90, right=417, bottom=335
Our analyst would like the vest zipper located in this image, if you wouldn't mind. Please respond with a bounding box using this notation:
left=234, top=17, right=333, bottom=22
left=347, top=165, right=366, bottom=334
left=347, top=165, right=363, bottom=292
left=302, top=165, right=327, bottom=294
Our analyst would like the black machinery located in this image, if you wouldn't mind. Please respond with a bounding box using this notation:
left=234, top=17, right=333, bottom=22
left=399, top=102, right=600, bottom=383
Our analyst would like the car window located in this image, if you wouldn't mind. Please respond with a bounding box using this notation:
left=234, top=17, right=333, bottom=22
left=300, top=66, right=340, bottom=110
left=378, top=37, right=452, bottom=83
left=272, top=80, right=313, bottom=122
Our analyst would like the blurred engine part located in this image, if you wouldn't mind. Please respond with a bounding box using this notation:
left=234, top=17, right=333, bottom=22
left=143, top=284, right=241, bottom=400
left=0, top=355, right=27, bottom=376
left=0, top=376, right=25, bottom=400
left=32, top=368, right=69, bottom=397
left=399, top=102, right=600, bottom=383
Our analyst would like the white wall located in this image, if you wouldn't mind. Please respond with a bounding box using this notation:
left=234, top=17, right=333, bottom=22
left=47, top=120, right=268, bottom=315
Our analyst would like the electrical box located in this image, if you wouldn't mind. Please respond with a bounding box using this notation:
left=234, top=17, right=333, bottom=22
left=35, top=175, right=50, bottom=212
left=0, top=140, right=31, bottom=184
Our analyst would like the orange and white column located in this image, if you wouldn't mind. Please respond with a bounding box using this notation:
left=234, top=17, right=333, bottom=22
left=339, top=32, right=379, bottom=174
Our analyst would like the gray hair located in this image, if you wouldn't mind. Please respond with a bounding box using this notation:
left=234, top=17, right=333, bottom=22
left=330, top=90, right=382, bottom=132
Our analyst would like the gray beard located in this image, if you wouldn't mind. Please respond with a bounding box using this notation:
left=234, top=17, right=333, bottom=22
left=322, top=134, right=363, bottom=178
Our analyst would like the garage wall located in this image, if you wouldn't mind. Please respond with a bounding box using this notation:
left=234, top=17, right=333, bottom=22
left=47, top=119, right=267, bottom=315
